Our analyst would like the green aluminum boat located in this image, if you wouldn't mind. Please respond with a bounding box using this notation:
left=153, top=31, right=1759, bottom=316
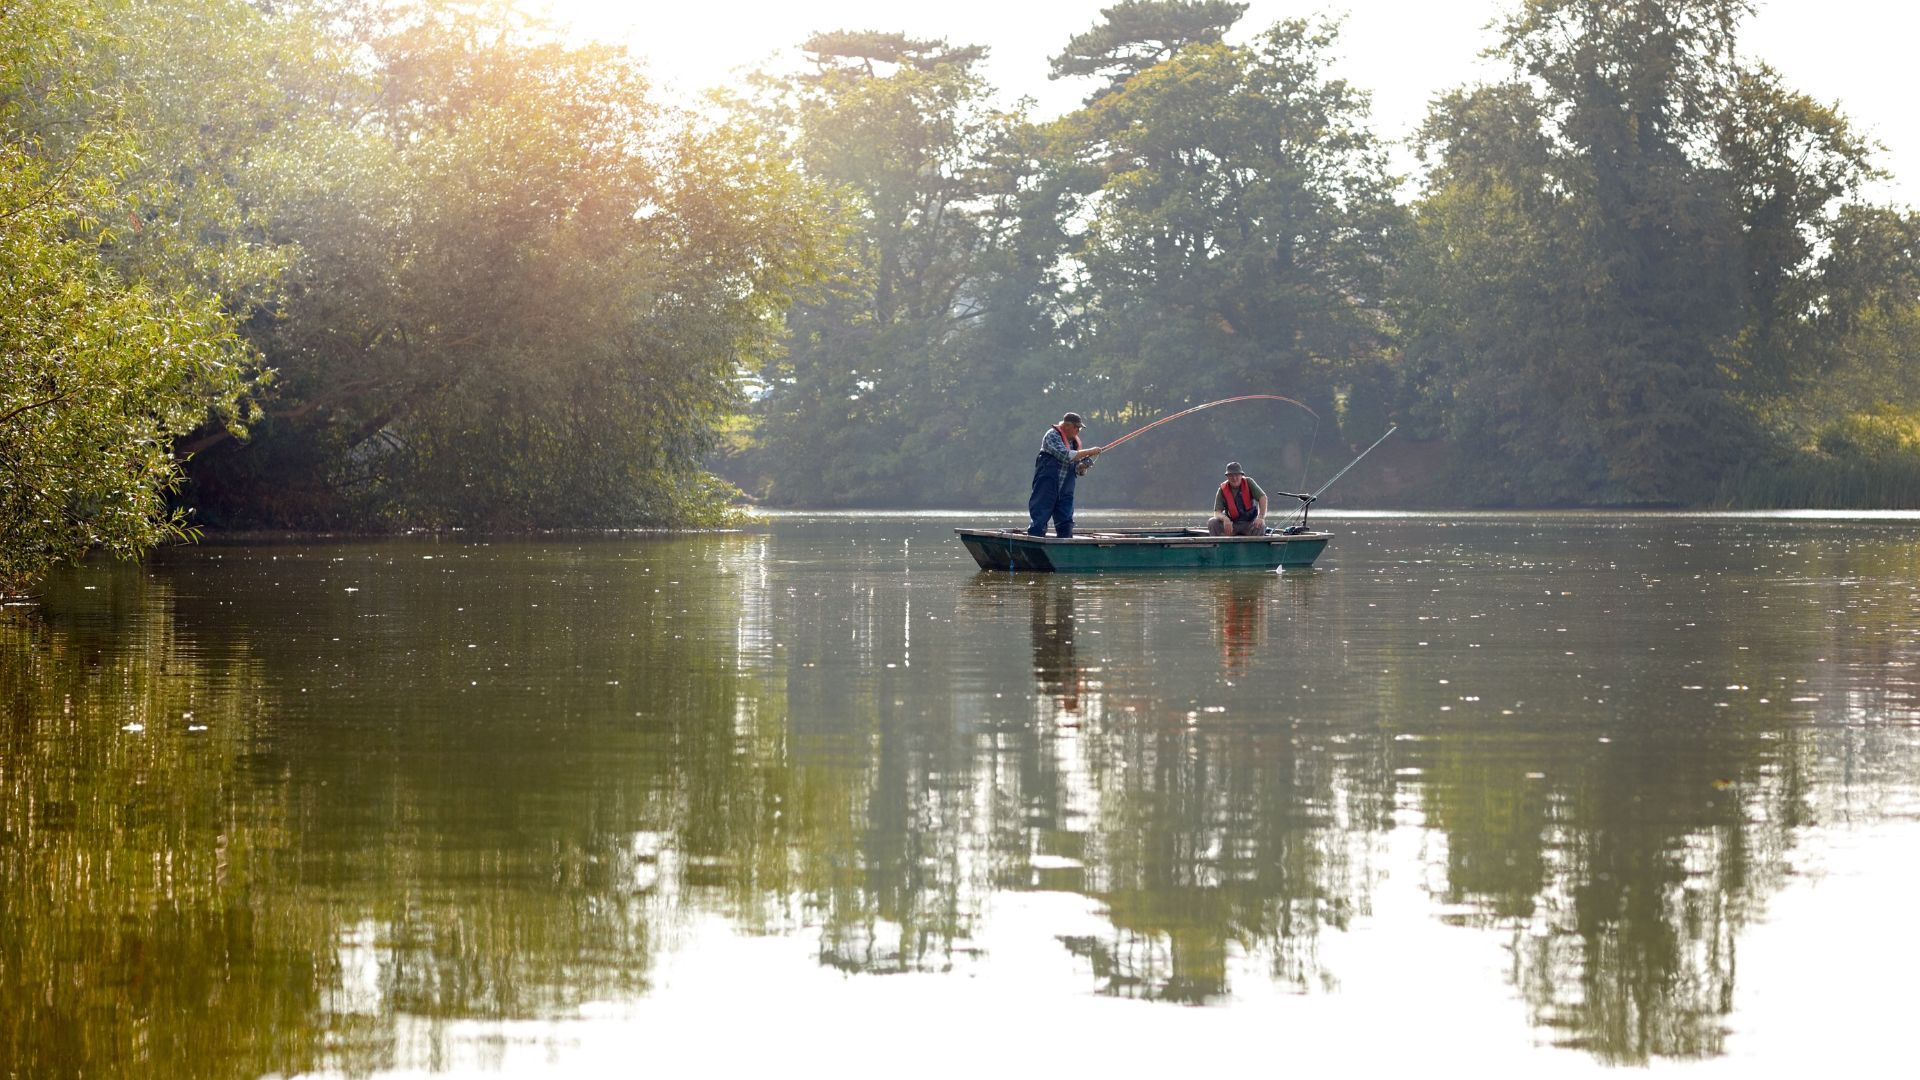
left=956, top=527, right=1331, bottom=572
left=959, top=425, right=1397, bottom=573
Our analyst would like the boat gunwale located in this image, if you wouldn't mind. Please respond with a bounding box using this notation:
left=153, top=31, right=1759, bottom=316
left=953, top=527, right=1332, bottom=545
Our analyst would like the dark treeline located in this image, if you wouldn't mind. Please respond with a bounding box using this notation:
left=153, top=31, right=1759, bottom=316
left=5, top=0, right=1919, bottom=591
left=738, top=0, right=1920, bottom=511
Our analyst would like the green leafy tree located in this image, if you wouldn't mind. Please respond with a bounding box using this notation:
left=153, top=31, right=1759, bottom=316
left=1807, top=208, right=1920, bottom=427
left=1723, top=205, right=1920, bottom=505
left=1052, top=18, right=1403, bottom=502
left=1406, top=0, right=1882, bottom=505
left=183, top=3, right=840, bottom=528
left=1049, top=0, right=1248, bottom=98
left=0, top=0, right=260, bottom=594
left=740, top=32, right=1024, bottom=506
left=8, top=0, right=322, bottom=302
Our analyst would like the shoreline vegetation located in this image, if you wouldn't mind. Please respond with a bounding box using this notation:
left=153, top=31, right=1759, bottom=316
left=5, top=0, right=1918, bottom=596
left=152, top=498, right=1920, bottom=546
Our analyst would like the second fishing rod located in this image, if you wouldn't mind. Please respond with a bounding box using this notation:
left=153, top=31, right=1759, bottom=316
left=1082, top=395, right=1394, bottom=527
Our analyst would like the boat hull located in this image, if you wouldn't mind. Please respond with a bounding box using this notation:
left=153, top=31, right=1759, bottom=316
left=956, top=527, right=1330, bottom=572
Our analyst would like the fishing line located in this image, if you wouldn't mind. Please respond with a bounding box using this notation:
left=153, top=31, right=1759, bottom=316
left=1298, top=414, right=1319, bottom=494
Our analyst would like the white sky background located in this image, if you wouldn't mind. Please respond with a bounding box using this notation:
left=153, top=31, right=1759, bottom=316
left=537, top=0, right=1917, bottom=208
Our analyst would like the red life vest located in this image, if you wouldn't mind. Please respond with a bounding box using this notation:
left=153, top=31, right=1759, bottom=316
left=1052, top=424, right=1080, bottom=453
left=1220, top=477, right=1256, bottom=519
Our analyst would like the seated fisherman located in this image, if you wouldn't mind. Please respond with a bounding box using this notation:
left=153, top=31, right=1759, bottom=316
left=1208, top=461, right=1268, bottom=535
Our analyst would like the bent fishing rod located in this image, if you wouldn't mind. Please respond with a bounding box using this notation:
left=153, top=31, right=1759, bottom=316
left=1091, top=394, right=1320, bottom=456
left=1081, top=395, right=1391, bottom=527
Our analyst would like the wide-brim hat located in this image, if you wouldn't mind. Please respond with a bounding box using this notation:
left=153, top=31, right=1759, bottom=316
left=1223, top=461, right=1244, bottom=475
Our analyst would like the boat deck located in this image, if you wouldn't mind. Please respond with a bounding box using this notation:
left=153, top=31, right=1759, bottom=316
left=955, top=527, right=1331, bottom=572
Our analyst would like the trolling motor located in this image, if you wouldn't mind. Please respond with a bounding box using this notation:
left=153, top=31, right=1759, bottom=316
left=1275, top=492, right=1318, bottom=533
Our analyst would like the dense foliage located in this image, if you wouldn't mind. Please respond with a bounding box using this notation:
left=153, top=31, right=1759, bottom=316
left=1402, top=0, right=1897, bottom=505
left=733, top=0, right=1917, bottom=510
left=1053, top=17, right=1402, bottom=499
left=180, top=2, right=841, bottom=529
left=1, top=0, right=262, bottom=595
left=2, top=0, right=840, bottom=591
left=3, top=0, right=1917, bottom=590
left=735, top=31, right=1024, bottom=505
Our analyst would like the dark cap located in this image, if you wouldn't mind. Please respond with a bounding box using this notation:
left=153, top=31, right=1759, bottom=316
left=1060, top=412, right=1084, bottom=427
left=1224, top=461, right=1244, bottom=475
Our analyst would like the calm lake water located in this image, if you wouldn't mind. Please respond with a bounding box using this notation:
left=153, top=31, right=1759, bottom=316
left=4, top=511, right=1918, bottom=1077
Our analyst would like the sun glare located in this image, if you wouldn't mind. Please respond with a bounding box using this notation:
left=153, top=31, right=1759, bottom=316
left=528, top=0, right=1099, bottom=114
left=529, top=0, right=1914, bottom=200
left=532, top=2, right=949, bottom=91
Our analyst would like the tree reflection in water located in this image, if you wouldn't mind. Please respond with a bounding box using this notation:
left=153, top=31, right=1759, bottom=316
left=1, top=566, right=321, bottom=1080
left=3, top=525, right=1916, bottom=1072
left=972, top=572, right=1374, bottom=1003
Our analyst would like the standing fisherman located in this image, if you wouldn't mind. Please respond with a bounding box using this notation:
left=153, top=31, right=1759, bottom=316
left=1028, top=412, right=1104, bottom=537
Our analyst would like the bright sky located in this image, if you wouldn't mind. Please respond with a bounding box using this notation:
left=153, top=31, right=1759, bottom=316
left=538, top=0, right=1917, bottom=207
